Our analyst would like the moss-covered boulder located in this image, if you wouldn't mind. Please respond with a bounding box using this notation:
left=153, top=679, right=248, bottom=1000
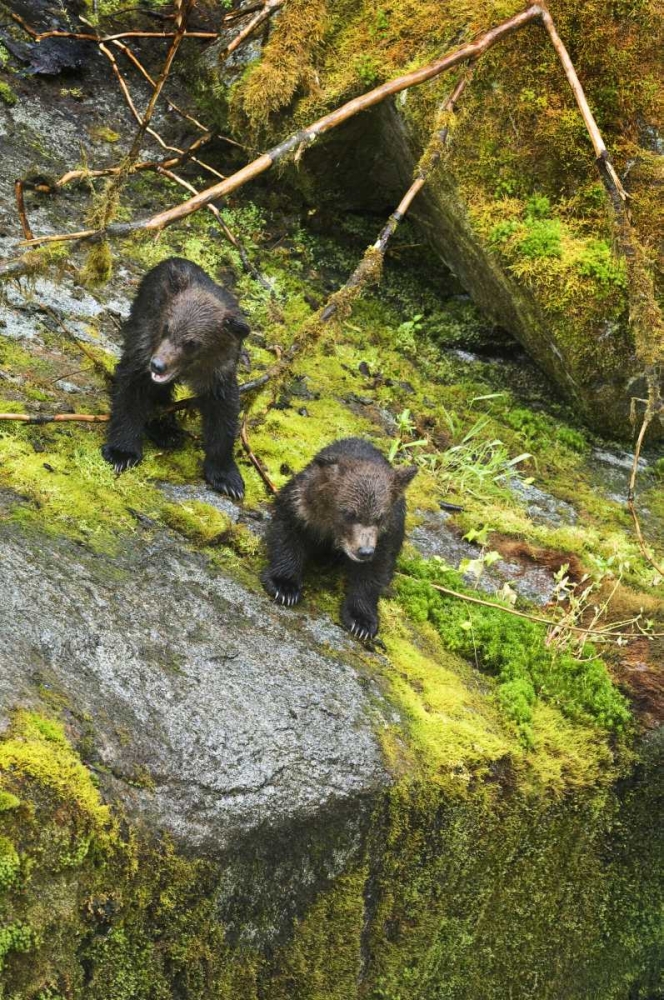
left=1, top=517, right=663, bottom=1000
left=225, top=0, right=663, bottom=437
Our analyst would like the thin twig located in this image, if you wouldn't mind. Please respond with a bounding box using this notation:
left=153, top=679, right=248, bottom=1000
left=321, top=68, right=473, bottom=322
left=240, top=417, right=277, bottom=495
left=627, top=395, right=664, bottom=577
left=112, top=39, right=243, bottom=145
left=155, top=167, right=272, bottom=290
left=96, top=38, right=225, bottom=180
left=53, top=133, right=217, bottom=189
left=14, top=180, right=33, bottom=241
left=397, top=574, right=664, bottom=641
left=220, top=0, right=284, bottom=58
left=121, top=0, right=197, bottom=168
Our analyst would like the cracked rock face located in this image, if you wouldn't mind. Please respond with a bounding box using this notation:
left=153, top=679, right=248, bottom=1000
left=0, top=522, right=389, bottom=855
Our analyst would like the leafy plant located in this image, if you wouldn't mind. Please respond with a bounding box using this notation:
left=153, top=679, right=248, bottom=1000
left=394, top=313, right=423, bottom=355
left=390, top=409, right=531, bottom=501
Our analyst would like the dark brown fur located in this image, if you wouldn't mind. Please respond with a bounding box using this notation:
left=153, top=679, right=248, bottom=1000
left=102, top=257, right=249, bottom=499
left=261, top=438, right=417, bottom=640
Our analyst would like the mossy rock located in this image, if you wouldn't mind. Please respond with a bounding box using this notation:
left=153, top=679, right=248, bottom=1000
left=223, top=0, right=663, bottom=438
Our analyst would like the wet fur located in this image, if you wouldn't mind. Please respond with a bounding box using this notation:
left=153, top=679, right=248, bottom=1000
left=102, top=257, right=249, bottom=499
left=262, top=438, right=417, bottom=640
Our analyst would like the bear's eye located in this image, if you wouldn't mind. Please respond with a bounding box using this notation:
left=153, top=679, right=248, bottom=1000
left=182, top=339, right=199, bottom=354
left=343, top=511, right=357, bottom=524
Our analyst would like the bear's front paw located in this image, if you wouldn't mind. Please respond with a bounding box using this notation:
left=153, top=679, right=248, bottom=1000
left=102, top=444, right=142, bottom=474
left=341, top=604, right=379, bottom=642
left=204, top=462, right=245, bottom=501
left=261, top=571, right=302, bottom=607
left=146, top=417, right=186, bottom=450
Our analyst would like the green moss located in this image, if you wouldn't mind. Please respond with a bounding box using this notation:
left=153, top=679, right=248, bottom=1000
left=0, top=835, right=20, bottom=890
left=80, top=241, right=113, bottom=286
left=395, top=555, right=630, bottom=744
left=267, top=870, right=366, bottom=999
left=88, top=125, right=121, bottom=143
left=0, top=712, right=110, bottom=832
left=0, top=80, right=17, bottom=106
left=0, top=791, right=20, bottom=812
left=162, top=500, right=234, bottom=546
left=0, top=922, right=35, bottom=974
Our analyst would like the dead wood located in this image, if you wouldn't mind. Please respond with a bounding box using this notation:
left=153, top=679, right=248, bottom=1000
left=17, top=5, right=547, bottom=248
left=240, top=417, right=278, bottom=495
left=14, top=180, right=33, bottom=241
left=220, top=0, right=284, bottom=59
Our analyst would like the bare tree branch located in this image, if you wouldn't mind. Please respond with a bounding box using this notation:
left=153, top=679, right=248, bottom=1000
left=19, top=5, right=546, bottom=247
left=220, top=0, right=284, bottom=58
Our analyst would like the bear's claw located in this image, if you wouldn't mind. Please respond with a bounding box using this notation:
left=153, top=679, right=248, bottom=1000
left=342, top=608, right=379, bottom=642
left=204, top=464, right=245, bottom=502
left=102, top=444, right=142, bottom=474
left=262, top=572, right=302, bottom=607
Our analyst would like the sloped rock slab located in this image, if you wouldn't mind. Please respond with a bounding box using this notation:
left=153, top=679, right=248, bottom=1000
left=411, top=509, right=558, bottom=605
left=0, top=524, right=389, bottom=856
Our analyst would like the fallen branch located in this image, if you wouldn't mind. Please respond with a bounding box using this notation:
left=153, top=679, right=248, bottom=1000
left=17, top=4, right=547, bottom=247
left=31, top=27, right=219, bottom=43
left=321, top=69, right=473, bottom=323
left=240, top=417, right=277, bottom=495
left=14, top=180, right=33, bottom=241
left=627, top=390, right=664, bottom=577
left=220, top=0, right=284, bottom=58
left=117, top=0, right=197, bottom=171
left=0, top=375, right=273, bottom=425
left=0, top=412, right=110, bottom=424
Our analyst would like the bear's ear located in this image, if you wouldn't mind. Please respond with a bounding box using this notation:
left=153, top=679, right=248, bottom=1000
left=392, top=464, right=418, bottom=493
left=314, top=455, right=340, bottom=475
left=223, top=313, right=250, bottom=339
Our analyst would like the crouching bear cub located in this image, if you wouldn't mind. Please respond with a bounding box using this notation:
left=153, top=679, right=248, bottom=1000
left=262, top=438, right=417, bottom=640
left=102, top=257, right=249, bottom=499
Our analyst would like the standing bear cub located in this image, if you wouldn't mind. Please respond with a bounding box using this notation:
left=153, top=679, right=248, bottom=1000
left=262, top=438, right=417, bottom=640
left=102, top=257, right=249, bottom=499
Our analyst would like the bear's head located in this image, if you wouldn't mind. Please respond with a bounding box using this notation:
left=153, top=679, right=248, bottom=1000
left=149, top=288, right=249, bottom=385
left=306, top=454, right=417, bottom=563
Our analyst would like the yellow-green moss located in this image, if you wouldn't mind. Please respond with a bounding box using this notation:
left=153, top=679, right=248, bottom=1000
left=0, top=835, right=20, bottom=890
left=0, top=712, right=110, bottom=832
left=0, top=80, right=17, bottom=106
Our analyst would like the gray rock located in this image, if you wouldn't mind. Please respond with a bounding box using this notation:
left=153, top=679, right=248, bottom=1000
left=508, top=476, right=578, bottom=526
left=411, top=509, right=558, bottom=605
left=0, top=523, right=390, bottom=860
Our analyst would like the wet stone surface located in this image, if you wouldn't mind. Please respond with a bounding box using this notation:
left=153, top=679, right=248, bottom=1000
left=411, top=509, right=558, bottom=606
left=508, top=476, right=578, bottom=527
left=0, top=521, right=390, bottom=854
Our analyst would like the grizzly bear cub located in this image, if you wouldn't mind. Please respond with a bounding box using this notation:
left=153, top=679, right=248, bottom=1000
left=102, top=257, right=249, bottom=499
left=262, top=438, right=417, bottom=640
